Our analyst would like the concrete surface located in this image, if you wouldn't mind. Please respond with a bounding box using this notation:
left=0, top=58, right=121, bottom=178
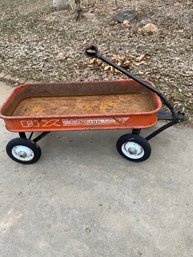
left=0, top=81, right=193, bottom=257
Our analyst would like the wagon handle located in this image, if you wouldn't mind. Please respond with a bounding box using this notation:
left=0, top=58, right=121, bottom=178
left=84, top=45, right=178, bottom=117
left=85, top=45, right=100, bottom=58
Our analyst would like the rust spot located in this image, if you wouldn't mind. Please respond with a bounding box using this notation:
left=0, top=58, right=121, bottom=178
left=12, top=94, right=155, bottom=117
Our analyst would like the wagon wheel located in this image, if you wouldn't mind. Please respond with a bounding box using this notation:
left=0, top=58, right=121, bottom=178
left=116, top=134, right=151, bottom=162
left=6, top=138, right=41, bottom=164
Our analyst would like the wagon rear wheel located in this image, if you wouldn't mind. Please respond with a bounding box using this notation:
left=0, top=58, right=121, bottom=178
left=116, top=134, right=151, bottom=162
left=6, top=138, right=41, bottom=164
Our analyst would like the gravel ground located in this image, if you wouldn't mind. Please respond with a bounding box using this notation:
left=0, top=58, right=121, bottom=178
left=0, top=0, right=192, bottom=124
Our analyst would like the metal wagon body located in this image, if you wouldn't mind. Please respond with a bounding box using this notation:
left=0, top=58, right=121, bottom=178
left=0, top=46, right=184, bottom=164
left=0, top=80, right=162, bottom=132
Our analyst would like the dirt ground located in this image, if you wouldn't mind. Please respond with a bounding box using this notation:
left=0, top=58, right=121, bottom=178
left=0, top=0, right=192, bottom=123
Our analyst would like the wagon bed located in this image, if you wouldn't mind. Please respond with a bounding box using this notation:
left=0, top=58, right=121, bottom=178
left=0, top=80, right=162, bottom=132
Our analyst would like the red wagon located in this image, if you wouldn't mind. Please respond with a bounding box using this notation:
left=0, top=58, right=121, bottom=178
left=0, top=46, right=184, bottom=164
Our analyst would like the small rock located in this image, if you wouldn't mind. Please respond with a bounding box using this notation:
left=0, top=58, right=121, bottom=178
left=2, top=74, right=13, bottom=81
left=140, top=18, right=152, bottom=26
left=19, top=78, right=27, bottom=85
left=0, top=72, right=8, bottom=79
left=123, top=20, right=131, bottom=28
left=138, top=23, right=159, bottom=34
left=53, top=0, right=72, bottom=11
left=57, top=52, right=64, bottom=60
left=83, top=11, right=94, bottom=19
left=112, top=10, right=137, bottom=23
left=83, top=12, right=98, bottom=23
left=85, top=227, right=91, bottom=233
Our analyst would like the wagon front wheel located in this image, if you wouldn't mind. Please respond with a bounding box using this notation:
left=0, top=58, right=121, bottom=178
left=6, top=138, right=41, bottom=164
left=116, top=134, right=151, bottom=162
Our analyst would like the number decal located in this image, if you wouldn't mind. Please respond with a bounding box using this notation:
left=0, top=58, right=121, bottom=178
left=20, top=120, right=40, bottom=128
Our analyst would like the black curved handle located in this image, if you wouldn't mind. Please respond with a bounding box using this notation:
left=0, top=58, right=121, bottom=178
left=84, top=45, right=178, bottom=117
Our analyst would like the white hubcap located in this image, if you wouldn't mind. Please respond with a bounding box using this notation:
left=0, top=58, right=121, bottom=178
left=12, top=145, right=35, bottom=161
left=121, top=141, right=145, bottom=159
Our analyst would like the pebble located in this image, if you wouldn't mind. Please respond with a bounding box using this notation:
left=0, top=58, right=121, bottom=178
left=139, top=23, right=159, bottom=34
left=112, top=10, right=136, bottom=23
left=123, top=20, right=131, bottom=28
left=140, top=18, right=152, bottom=26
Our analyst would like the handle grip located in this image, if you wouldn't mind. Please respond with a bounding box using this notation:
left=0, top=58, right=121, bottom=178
left=84, top=45, right=99, bottom=58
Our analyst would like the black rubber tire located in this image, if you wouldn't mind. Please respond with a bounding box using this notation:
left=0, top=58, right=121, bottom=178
left=6, top=138, right=41, bottom=164
left=116, top=134, right=151, bottom=162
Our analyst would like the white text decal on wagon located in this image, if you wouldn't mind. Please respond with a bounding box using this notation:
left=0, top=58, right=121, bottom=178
left=20, top=118, right=130, bottom=128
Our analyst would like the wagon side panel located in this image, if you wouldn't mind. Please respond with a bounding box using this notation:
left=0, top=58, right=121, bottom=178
left=3, top=113, right=158, bottom=132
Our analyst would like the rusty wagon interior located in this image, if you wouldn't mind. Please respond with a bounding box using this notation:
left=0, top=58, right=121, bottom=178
left=3, top=80, right=160, bottom=117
